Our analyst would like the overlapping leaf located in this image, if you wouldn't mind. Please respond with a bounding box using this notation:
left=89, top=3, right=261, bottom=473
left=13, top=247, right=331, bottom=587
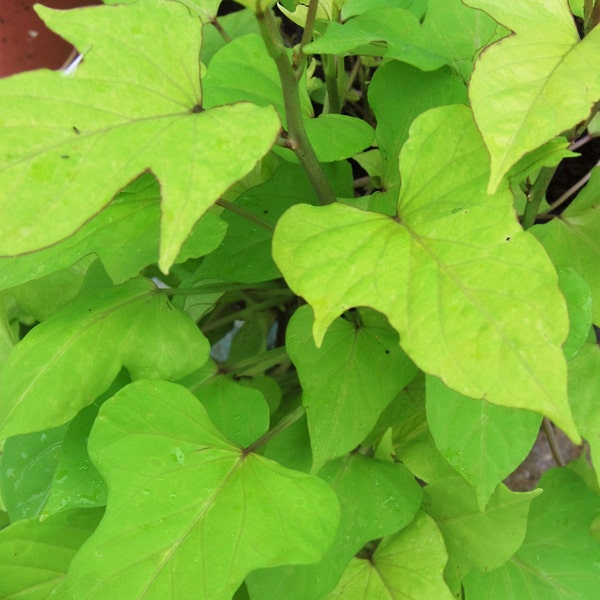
left=463, top=469, right=600, bottom=599
left=0, top=0, right=280, bottom=271
left=287, top=305, right=418, bottom=471
left=63, top=380, right=340, bottom=600
left=423, top=477, right=540, bottom=580
left=467, top=0, right=600, bottom=192
left=304, top=8, right=447, bottom=70
left=273, top=104, right=577, bottom=439
left=326, top=511, right=454, bottom=599
left=0, top=270, right=209, bottom=439
left=246, top=455, right=422, bottom=600
left=532, top=167, right=600, bottom=322
left=0, top=174, right=227, bottom=290
left=0, top=508, right=104, bottom=600
left=426, top=376, right=541, bottom=509
left=368, top=60, right=467, bottom=188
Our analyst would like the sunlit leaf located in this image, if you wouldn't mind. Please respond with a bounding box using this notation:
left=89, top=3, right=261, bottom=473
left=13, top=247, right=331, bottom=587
left=0, top=0, right=279, bottom=271
left=273, top=104, right=577, bottom=439
left=466, top=0, right=600, bottom=191
left=63, top=379, right=340, bottom=600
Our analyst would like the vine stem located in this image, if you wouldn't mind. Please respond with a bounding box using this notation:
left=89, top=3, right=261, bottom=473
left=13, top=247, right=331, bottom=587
left=543, top=417, right=566, bottom=467
left=256, top=7, right=336, bottom=205
left=216, top=198, right=274, bottom=231
left=210, top=17, right=231, bottom=42
left=542, top=159, right=600, bottom=214
left=244, top=405, right=306, bottom=454
left=521, top=166, right=557, bottom=230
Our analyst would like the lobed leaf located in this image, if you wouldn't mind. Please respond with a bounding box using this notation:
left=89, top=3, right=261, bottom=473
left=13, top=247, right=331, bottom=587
left=63, top=379, right=340, bottom=600
left=0, top=0, right=279, bottom=271
left=273, top=104, right=577, bottom=439
left=467, top=0, right=600, bottom=191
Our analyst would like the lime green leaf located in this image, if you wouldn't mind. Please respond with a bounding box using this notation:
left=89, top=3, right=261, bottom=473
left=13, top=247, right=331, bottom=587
left=467, top=0, right=600, bottom=192
left=287, top=305, right=418, bottom=470
left=463, top=468, right=600, bottom=599
left=558, top=267, right=593, bottom=359
left=0, top=0, right=279, bottom=272
left=273, top=104, right=577, bottom=439
left=0, top=273, right=209, bottom=439
left=42, top=378, right=127, bottom=517
left=177, top=0, right=222, bottom=20
left=0, top=508, right=103, bottom=600
left=186, top=362, right=270, bottom=447
left=64, top=380, right=340, bottom=600
left=203, top=34, right=312, bottom=126
left=327, top=511, right=454, bottom=600
left=341, top=0, right=427, bottom=21
left=426, top=376, right=542, bottom=509
left=422, top=0, right=501, bottom=81
left=304, top=114, right=374, bottom=162
left=569, top=344, right=600, bottom=487
left=368, top=61, right=467, bottom=188
left=247, top=455, right=422, bottom=600
left=532, top=168, right=600, bottom=322
left=304, top=8, right=447, bottom=70
left=0, top=424, right=68, bottom=521
left=424, top=477, right=540, bottom=579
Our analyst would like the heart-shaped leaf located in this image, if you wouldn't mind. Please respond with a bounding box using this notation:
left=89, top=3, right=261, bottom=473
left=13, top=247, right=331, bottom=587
left=273, top=104, right=577, bottom=439
left=63, top=379, right=340, bottom=600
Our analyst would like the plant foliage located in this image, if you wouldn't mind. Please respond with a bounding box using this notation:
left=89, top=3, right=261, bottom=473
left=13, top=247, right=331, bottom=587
left=0, top=0, right=599, bottom=598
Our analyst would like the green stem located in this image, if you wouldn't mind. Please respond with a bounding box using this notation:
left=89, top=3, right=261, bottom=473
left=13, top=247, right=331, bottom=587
left=201, top=293, right=294, bottom=334
left=154, top=280, right=284, bottom=296
left=521, top=167, right=556, bottom=230
left=543, top=418, right=566, bottom=467
left=244, top=405, right=306, bottom=454
left=323, top=54, right=341, bottom=114
left=257, top=9, right=336, bottom=205
left=210, top=17, right=231, bottom=43
left=227, top=346, right=289, bottom=377
left=297, top=0, right=320, bottom=65
left=216, top=198, right=274, bottom=232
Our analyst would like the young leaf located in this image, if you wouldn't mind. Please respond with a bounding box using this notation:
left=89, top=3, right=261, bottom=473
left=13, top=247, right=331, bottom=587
left=532, top=167, right=600, bottom=323
left=426, top=375, right=542, bottom=509
left=273, top=104, right=577, bottom=440
left=0, top=274, right=209, bottom=439
left=467, top=0, right=600, bottom=192
left=287, top=305, right=418, bottom=471
left=63, top=379, right=340, bottom=600
left=0, top=0, right=280, bottom=271
left=246, top=455, right=423, bottom=600
left=463, top=469, right=600, bottom=599
left=304, top=8, right=447, bottom=71
left=0, top=508, right=104, bottom=600
left=423, top=477, right=541, bottom=579
left=326, top=511, right=454, bottom=600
